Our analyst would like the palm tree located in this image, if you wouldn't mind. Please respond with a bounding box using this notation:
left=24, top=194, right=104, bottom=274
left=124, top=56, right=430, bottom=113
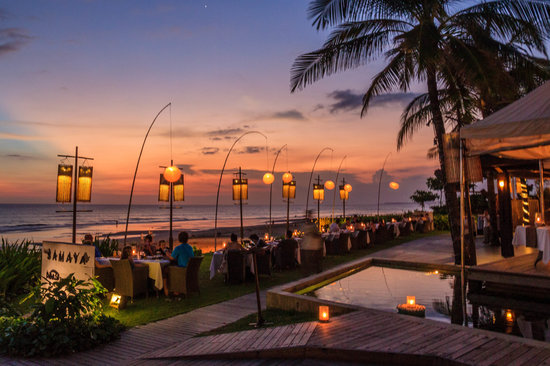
left=291, top=0, right=550, bottom=264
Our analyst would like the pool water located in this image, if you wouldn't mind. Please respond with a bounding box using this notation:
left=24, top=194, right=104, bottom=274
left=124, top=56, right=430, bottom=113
left=306, top=265, right=550, bottom=342
left=307, top=266, right=456, bottom=322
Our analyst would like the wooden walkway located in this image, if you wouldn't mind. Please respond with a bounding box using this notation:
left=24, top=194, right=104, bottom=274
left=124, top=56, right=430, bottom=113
left=136, top=309, right=550, bottom=366
left=0, top=292, right=266, bottom=366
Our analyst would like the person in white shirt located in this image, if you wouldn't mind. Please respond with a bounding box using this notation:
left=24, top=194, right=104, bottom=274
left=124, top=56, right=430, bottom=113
left=483, top=210, right=491, bottom=245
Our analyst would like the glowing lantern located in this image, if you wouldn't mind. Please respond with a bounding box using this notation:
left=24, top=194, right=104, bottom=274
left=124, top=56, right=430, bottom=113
left=389, top=182, right=399, bottom=190
left=344, top=183, right=352, bottom=192
left=76, top=166, right=93, bottom=202
left=158, top=174, right=169, bottom=202
left=407, top=296, right=416, bottom=306
left=222, top=242, right=227, bottom=248
left=505, top=310, right=514, bottom=322
left=536, top=212, right=542, bottom=224
left=282, top=172, right=293, bottom=184
left=319, top=305, right=330, bottom=322
left=56, top=164, right=73, bottom=203
left=498, top=179, right=505, bottom=189
left=163, top=166, right=182, bottom=183
left=173, top=175, right=184, bottom=201
left=264, top=233, right=269, bottom=241
left=232, top=178, right=248, bottom=200
left=283, top=180, right=296, bottom=199
left=313, top=184, right=324, bottom=201
left=339, top=185, right=349, bottom=200
left=324, top=180, right=335, bottom=190
left=263, top=172, right=275, bottom=185
left=109, top=293, right=127, bottom=310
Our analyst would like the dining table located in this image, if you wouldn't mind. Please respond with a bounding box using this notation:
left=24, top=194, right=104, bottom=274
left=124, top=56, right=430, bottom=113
left=535, top=226, right=550, bottom=265
left=100, top=257, right=170, bottom=290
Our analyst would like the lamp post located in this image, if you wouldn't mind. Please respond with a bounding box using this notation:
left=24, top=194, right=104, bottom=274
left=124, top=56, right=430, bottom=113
left=159, top=161, right=184, bottom=250
left=313, top=176, right=324, bottom=232
left=377, top=152, right=392, bottom=219
left=232, top=167, right=248, bottom=241
left=331, top=155, right=347, bottom=221
left=268, top=145, right=288, bottom=235
left=305, top=147, right=333, bottom=220
left=282, top=179, right=296, bottom=232
left=56, top=146, right=94, bottom=243
left=339, top=178, right=352, bottom=218
left=214, top=131, right=267, bottom=251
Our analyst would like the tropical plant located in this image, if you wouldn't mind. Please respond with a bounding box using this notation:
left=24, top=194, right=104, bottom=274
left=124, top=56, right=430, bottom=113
left=0, top=274, right=124, bottom=357
left=0, top=238, right=41, bottom=300
left=291, top=0, right=550, bottom=264
left=426, top=169, right=445, bottom=206
left=94, top=235, right=119, bottom=257
left=410, top=190, right=439, bottom=211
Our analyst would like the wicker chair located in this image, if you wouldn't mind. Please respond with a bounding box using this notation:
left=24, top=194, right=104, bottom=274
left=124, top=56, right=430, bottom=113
left=336, top=233, right=350, bottom=255
left=168, top=256, right=204, bottom=296
left=110, top=259, right=148, bottom=302
left=277, top=239, right=297, bottom=270
left=324, top=235, right=338, bottom=255
left=255, top=249, right=271, bottom=276
left=300, top=249, right=323, bottom=276
left=226, top=250, right=246, bottom=284
left=95, top=266, right=114, bottom=292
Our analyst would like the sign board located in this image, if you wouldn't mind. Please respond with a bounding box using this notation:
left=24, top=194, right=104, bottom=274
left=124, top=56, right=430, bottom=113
left=41, top=241, right=95, bottom=283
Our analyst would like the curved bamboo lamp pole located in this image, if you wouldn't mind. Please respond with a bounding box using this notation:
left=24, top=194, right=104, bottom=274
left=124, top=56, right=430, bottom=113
left=214, top=131, right=267, bottom=251
left=376, top=152, right=392, bottom=219
left=305, top=147, right=334, bottom=219
left=269, top=144, right=287, bottom=235
left=124, top=102, right=172, bottom=246
left=331, top=155, right=347, bottom=221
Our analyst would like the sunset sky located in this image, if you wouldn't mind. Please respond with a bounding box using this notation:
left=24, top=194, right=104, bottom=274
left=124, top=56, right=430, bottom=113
left=0, top=1, right=440, bottom=206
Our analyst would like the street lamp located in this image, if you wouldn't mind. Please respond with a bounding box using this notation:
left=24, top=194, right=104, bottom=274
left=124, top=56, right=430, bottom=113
left=339, top=178, right=351, bottom=218
left=313, top=176, right=324, bottom=232
left=282, top=179, right=296, bottom=232
left=159, top=161, right=184, bottom=250
left=232, top=167, right=248, bottom=241
left=56, top=146, right=94, bottom=243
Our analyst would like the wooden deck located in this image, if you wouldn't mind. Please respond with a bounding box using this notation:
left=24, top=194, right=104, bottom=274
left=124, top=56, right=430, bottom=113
left=0, top=292, right=266, bottom=366
left=136, top=309, right=550, bottom=366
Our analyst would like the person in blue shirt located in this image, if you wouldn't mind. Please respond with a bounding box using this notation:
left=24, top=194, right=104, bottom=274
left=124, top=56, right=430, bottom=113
left=164, top=231, right=194, bottom=297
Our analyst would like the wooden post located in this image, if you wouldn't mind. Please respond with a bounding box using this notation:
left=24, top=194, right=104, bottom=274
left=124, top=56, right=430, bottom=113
left=486, top=170, right=500, bottom=246
left=169, top=159, right=174, bottom=251
left=72, top=146, right=79, bottom=243
left=498, top=172, right=514, bottom=257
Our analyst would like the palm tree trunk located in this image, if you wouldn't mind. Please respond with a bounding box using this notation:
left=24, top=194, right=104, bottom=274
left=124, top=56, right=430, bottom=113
left=426, top=67, right=467, bottom=264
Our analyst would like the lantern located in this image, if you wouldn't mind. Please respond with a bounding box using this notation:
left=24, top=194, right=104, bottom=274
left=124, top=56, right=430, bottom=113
left=505, top=310, right=514, bottom=323
left=77, top=166, right=93, bottom=202
left=498, top=179, right=505, bottom=189
left=339, top=185, right=349, bottom=200
left=263, top=172, right=275, bottom=185
left=282, top=172, right=293, bottom=184
left=324, top=180, right=335, bottom=190
left=344, top=183, right=352, bottom=192
left=389, top=182, right=399, bottom=190
left=233, top=178, right=248, bottom=200
left=158, top=174, right=169, bottom=202
left=56, top=164, right=73, bottom=203
left=173, top=175, right=184, bottom=201
left=319, top=305, right=330, bottom=322
left=109, top=293, right=127, bottom=310
left=163, top=166, right=182, bottom=183
left=283, top=180, right=296, bottom=199
left=313, top=183, right=324, bottom=201
left=407, top=296, right=416, bottom=306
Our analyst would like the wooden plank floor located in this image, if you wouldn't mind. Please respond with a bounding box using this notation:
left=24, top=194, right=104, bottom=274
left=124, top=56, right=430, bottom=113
left=475, top=252, right=550, bottom=276
left=0, top=292, right=266, bottom=366
left=138, top=309, right=550, bottom=366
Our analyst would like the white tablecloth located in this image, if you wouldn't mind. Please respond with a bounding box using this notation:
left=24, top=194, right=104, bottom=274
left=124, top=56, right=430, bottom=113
left=209, top=251, right=224, bottom=279
left=136, top=259, right=170, bottom=290
left=536, top=227, right=550, bottom=264
left=512, top=226, right=528, bottom=246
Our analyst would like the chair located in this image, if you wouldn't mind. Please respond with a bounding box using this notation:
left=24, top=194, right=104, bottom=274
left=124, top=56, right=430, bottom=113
left=324, top=235, right=338, bottom=255
left=95, top=266, right=114, bottom=292
left=277, top=239, right=297, bottom=270
left=300, top=249, right=323, bottom=276
left=226, top=250, right=246, bottom=284
left=350, top=230, right=368, bottom=250
left=255, top=249, right=271, bottom=276
left=337, top=233, right=350, bottom=255
left=110, top=259, right=148, bottom=302
left=374, top=226, right=388, bottom=245
left=168, top=256, right=204, bottom=296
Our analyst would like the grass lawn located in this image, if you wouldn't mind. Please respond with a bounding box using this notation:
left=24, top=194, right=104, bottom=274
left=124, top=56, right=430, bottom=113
left=197, top=308, right=319, bottom=337
left=105, top=231, right=447, bottom=327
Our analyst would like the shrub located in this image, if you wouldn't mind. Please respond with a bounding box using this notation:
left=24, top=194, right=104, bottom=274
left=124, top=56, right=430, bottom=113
left=0, top=274, right=124, bottom=357
left=0, top=238, right=41, bottom=300
left=433, top=214, right=450, bottom=231
left=192, top=246, right=202, bottom=257
left=93, top=235, right=119, bottom=257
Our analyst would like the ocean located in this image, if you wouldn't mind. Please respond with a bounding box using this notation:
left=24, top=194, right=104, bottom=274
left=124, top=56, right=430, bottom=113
left=0, top=202, right=419, bottom=243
